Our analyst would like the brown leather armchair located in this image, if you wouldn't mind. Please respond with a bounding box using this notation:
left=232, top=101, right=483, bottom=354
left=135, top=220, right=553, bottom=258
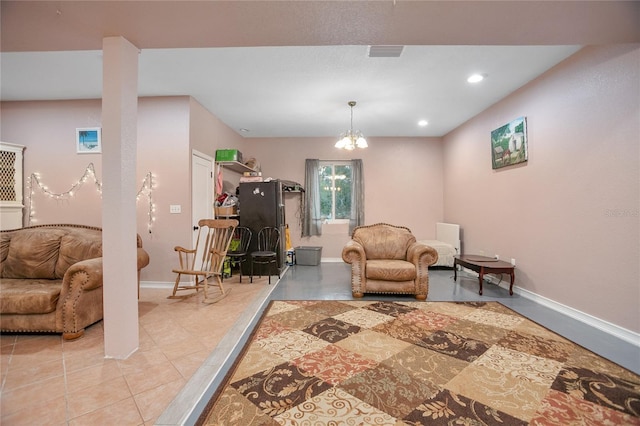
left=342, top=223, right=438, bottom=300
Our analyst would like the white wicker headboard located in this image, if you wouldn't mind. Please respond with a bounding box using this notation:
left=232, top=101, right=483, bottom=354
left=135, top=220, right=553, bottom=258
left=436, top=222, right=461, bottom=253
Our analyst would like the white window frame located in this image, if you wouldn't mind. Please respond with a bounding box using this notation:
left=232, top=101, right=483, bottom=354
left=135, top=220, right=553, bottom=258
left=319, top=160, right=351, bottom=224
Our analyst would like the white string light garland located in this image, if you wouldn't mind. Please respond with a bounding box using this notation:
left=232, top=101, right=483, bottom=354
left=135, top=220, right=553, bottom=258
left=26, top=163, right=157, bottom=233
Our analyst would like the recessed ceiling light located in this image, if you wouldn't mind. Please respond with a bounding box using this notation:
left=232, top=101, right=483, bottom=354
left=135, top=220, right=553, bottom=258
left=239, top=128, right=250, bottom=133
left=467, top=74, right=485, bottom=83
left=418, top=120, right=429, bottom=127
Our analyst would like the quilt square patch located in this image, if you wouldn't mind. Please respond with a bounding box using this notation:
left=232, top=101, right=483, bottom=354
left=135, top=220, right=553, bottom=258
left=339, top=363, right=438, bottom=419
left=232, top=361, right=332, bottom=417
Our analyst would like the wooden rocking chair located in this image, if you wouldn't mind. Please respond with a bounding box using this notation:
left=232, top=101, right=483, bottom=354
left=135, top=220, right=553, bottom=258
left=169, top=218, right=238, bottom=304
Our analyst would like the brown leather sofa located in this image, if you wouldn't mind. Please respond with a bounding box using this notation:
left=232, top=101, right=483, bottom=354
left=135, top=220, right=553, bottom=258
left=0, top=224, right=150, bottom=340
left=342, top=223, right=438, bottom=300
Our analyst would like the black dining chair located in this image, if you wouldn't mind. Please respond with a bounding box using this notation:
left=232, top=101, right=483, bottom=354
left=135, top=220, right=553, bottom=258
left=250, top=227, right=281, bottom=284
left=224, top=226, right=252, bottom=283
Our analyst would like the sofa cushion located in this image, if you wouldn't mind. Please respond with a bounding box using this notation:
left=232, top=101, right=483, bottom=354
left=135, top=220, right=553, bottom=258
left=366, top=259, right=416, bottom=281
left=0, top=278, right=61, bottom=314
left=55, top=230, right=102, bottom=279
left=2, top=229, right=65, bottom=279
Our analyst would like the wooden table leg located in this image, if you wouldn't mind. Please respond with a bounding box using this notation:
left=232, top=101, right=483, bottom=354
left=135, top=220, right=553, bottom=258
left=454, top=261, right=458, bottom=281
left=478, top=268, right=484, bottom=295
left=509, top=271, right=514, bottom=295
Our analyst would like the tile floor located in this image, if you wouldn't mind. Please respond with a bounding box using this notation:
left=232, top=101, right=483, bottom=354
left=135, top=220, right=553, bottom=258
left=2, top=264, right=638, bottom=426
left=0, top=276, right=269, bottom=426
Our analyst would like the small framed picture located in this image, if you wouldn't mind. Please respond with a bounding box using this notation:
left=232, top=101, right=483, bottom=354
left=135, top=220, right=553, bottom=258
left=76, top=127, right=102, bottom=154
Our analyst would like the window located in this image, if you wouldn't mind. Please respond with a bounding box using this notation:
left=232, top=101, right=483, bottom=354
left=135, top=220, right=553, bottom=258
left=303, top=158, right=363, bottom=237
left=319, top=162, right=352, bottom=223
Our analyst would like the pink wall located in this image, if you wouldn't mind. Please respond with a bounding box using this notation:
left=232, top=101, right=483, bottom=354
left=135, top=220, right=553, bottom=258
left=190, top=98, right=247, bottom=194
left=0, top=96, right=252, bottom=283
left=1, top=97, right=193, bottom=283
left=189, top=98, right=245, bottom=157
left=443, top=44, right=639, bottom=332
left=136, top=97, right=191, bottom=283
left=1, top=100, right=105, bottom=227
left=243, top=137, right=444, bottom=258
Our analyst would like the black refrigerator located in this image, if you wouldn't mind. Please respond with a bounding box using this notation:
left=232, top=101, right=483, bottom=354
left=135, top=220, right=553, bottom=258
left=239, top=180, right=285, bottom=276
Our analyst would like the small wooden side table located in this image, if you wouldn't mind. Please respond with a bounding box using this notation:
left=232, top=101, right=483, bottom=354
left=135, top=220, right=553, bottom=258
left=454, top=255, right=515, bottom=295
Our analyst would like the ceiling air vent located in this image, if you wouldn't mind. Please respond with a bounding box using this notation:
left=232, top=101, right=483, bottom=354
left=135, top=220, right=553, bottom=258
left=368, top=45, right=404, bottom=58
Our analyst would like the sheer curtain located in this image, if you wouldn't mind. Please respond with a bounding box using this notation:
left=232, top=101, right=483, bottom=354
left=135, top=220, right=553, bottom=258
left=349, top=159, right=364, bottom=234
left=303, top=158, right=364, bottom=236
left=302, top=159, right=322, bottom=236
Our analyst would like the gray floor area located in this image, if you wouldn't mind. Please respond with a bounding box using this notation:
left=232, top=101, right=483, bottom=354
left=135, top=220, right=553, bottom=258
left=164, top=262, right=640, bottom=425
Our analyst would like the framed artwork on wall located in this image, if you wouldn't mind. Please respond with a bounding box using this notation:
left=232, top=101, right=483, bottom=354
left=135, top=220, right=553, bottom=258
left=76, top=127, right=102, bottom=154
left=491, top=117, right=527, bottom=169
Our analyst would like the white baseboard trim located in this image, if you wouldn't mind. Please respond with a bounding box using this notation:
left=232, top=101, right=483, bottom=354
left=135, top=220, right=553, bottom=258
left=140, top=281, right=174, bottom=289
left=511, top=283, right=640, bottom=348
left=460, top=269, right=640, bottom=348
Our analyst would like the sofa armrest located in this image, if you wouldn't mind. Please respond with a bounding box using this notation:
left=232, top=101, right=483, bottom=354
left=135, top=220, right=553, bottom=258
left=407, top=241, right=439, bottom=268
left=60, top=257, right=103, bottom=294
left=342, top=240, right=365, bottom=264
left=57, top=257, right=104, bottom=338
left=342, top=240, right=367, bottom=297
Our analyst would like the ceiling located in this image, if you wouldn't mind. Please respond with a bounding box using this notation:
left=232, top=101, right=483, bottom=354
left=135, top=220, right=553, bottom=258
left=1, top=45, right=582, bottom=137
left=1, top=1, right=638, bottom=138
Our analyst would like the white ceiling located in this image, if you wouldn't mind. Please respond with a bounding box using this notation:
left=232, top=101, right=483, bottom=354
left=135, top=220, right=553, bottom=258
left=1, top=45, right=581, bottom=137
left=4, top=1, right=635, bottom=139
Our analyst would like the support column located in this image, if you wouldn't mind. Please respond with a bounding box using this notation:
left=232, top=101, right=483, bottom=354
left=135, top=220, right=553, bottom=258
left=102, top=36, right=139, bottom=358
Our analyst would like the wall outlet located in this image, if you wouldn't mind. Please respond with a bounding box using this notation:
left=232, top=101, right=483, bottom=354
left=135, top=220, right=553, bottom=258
left=511, top=258, right=516, bottom=266
left=169, top=204, right=181, bottom=214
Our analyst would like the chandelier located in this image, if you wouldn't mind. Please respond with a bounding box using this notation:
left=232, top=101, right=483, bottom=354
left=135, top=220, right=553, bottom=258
left=335, top=101, right=368, bottom=150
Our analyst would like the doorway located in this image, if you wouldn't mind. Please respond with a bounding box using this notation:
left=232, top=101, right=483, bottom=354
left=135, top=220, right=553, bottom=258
left=191, top=151, right=214, bottom=250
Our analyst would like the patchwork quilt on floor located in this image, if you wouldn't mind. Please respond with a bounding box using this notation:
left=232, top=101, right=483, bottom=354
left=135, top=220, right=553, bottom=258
left=198, top=300, right=640, bottom=425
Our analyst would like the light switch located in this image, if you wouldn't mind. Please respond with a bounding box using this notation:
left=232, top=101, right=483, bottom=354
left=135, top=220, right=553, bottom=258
left=170, top=205, right=181, bottom=214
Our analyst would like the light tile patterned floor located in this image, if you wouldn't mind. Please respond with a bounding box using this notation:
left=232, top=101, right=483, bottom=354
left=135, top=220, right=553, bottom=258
left=0, top=276, right=268, bottom=426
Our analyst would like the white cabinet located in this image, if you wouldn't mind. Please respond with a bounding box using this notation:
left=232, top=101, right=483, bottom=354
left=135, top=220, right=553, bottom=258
left=0, top=142, right=26, bottom=230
